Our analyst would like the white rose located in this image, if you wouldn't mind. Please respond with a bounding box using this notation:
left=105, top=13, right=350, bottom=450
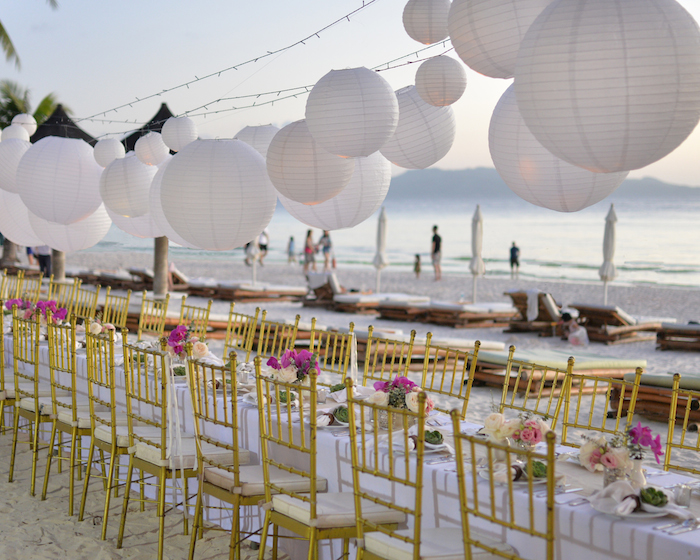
left=405, top=391, right=420, bottom=413
left=192, top=341, right=209, bottom=359
left=501, top=419, right=521, bottom=438
left=483, top=413, right=505, bottom=436
left=367, top=391, right=389, bottom=407
left=89, top=322, right=102, bottom=335
left=276, top=365, right=298, bottom=384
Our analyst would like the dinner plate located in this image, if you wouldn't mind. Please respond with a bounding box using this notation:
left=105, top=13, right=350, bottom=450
left=392, top=443, right=448, bottom=455
left=590, top=501, right=668, bottom=519
left=478, top=469, right=547, bottom=486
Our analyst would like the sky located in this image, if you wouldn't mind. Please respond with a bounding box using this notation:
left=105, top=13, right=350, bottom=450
left=2, top=0, right=700, bottom=186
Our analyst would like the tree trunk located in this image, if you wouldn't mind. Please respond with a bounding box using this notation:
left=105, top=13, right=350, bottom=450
left=153, top=236, right=169, bottom=298
left=52, top=250, right=65, bottom=281
left=0, top=239, right=18, bottom=268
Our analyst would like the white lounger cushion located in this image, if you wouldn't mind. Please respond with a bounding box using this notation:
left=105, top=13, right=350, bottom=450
left=334, top=294, right=382, bottom=304
left=429, top=337, right=505, bottom=352
left=428, top=301, right=516, bottom=313
left=188, top=277, right=219, bottom=288
left=204, top=464, right=328, bottom=496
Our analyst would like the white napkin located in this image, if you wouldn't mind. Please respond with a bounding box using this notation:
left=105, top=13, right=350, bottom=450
left=199, top=352, right=224, bottom=366
left=590, top=481, right=695, bottom=520
left=329, top=388, right=347, bottom=403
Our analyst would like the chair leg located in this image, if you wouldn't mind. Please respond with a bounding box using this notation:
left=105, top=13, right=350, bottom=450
left=114, top=462, right=120, bottom=497
left=68, top=428, right=79, bottom=516
left=306, top=528, right=316, bottom=560
left=232, top=495, right=241, bottom=560
left=257, top=511, right=271, bottom=560
left=99, top=449, right=108, bottom=491
left=76, top=434, right=83, bottom=481
left=116, top=456, right=135, bottom=549
left=56, top=430, right=63, bottom=474
left=183, top=475, right=189, bottom=535
left=157, top=466, right=167, bottom=560
left=78, top=440, right=95, bottom=521
left=189, top=482, right=203, bottom=560
left=140, top=469, right=145, bottom=512
left=100, top=449, right=119, bottom=540
left=272, top=524, right=279, bottom=559
left=343, top=538, right=350, bottom=558
left=29, top=416, right=41, bottom=496
left=41, top=421, right=58, bottom=500
left=8, top=407, right=20, bottom=482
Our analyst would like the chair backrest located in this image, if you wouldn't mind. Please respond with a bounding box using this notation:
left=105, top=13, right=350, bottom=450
left=137, top=291, right=170, bottom=340
left=73, top=284, right=101, bottom=321
left=85, top=328, right=122, bottom=440
left=46, top=314, right=79, bottom=422
left=12, top=306, right=42, bottom=409
left=48, top=276, right=79, bottom=315
left=187, top=351, right=243, bottom=484
left=1, top=270, right=23, bottom=300
left=421, top=335, right=481, bottom=420
left=665, top=373, right=700, bottom=477
left=223, top=303, right=260, bottom=362
left=0, top=300, right=7, bottom=394
left=257, top=311, right=299, bottom=360
left=21, top=273, right=43, bottom=303
left=103, top=287, right=132, bottom=329
left=347, top=379, right=425, bottom=554
left=361, top=327, right=416, bottom=387
left=561, top=368, right=642, bottom=448
left=498, top=346, right=570, bottom=429
left=256, top=357, right=321, bottom=514
left=308, top=320, right=355, bottom=388
left=451, top=410, right=557, bottom=560
left=178, top=295, right=212, bottom=339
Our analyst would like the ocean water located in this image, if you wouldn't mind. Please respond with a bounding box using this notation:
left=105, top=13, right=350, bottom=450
left=89, top=194, right=700, bottom=289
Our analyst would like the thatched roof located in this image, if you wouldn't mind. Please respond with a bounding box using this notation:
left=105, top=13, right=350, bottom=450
left=122, top=103, right=175, bottom=151
left=30, top=104, right=96, bottom=146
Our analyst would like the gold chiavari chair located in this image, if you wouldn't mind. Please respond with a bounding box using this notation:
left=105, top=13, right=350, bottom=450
left=223, top=303, right=259, bottom=362
left=665, top=373, right=700, bottom=476
left=72, top=284, right=101, bottom=321
left=420, top=334, right=481, bottom=420
left=498, top=345, right=571, bottom=429
left=137, top=290, right=170, bottom=340
left=451, top=410, right=557, bottom=560
left=308, top=320, right=355, bottom=388
left=347, top=379, right=433, bottom=560
left=103, top=287, right=132, bottom=329
left=361, top=327, right=416, bottom=388
left=21, top=272, right=44, bottom=303
left=47, top=275, right=80, bottom=314
left=256, top=311, right=299, bottom=360
left=179, top=295, right=213, bottom=339
left=560, top=368, right=643, bottom=448
left=1, top=269, right=23, bottom=300
left=1, top=298, right=18, bottom=435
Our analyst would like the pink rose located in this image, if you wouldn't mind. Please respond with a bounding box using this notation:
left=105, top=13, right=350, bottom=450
left=425, top=396, right=434, bottom=414
left=519, top=427, right=535, bottom=443
left=600, top=451, right=620, bottom=469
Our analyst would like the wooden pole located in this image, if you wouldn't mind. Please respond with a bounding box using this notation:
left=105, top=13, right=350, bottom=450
left=52, top=250, right=65, bottom=281
left=153, top=236, right=169, bottom=297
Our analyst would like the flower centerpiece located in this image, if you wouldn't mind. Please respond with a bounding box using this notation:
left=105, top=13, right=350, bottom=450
left=266, top=349, right=320, bottom=385
left=482, top=412, right=551, bottom=458
left=5, top=299, right=68, bottom=324
left=366, top=376, right=434, bottom=430
left=160, top=324, right=209, bottom=373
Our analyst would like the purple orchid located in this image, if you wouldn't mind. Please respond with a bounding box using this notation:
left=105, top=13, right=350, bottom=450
left=267, top=356, right=281, bottom=369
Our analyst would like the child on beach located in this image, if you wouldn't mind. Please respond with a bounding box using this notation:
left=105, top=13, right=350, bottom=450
left=287, top=236, right=297, bottom=264
left=414, top=254, right=421, bottom=278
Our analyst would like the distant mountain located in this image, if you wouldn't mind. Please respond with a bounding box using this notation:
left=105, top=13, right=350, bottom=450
left=386, top=168, right=700, bottom=203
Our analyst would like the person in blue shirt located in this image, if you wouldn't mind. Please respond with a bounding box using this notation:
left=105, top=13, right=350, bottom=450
left=510, top=242, right=520, bottom=280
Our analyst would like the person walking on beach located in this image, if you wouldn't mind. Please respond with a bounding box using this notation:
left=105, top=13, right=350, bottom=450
left=317, top=230, right=333, bottom=272
left=287, top=236, right=297, bottom=264
left=431, top=225, right=442, bottom=281
left=303, top=229, right=316, bottom=273
left=510, top=241, right=520, bottom=279
left=35, top=245, right=51, bottom=277
left=258, top=228, right=269, bottom=266
left=414, top=254, right=421, bottom=279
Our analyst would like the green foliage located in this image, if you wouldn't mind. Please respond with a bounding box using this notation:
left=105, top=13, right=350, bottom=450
left=424, top=430, right=443, bottom=445
left=640, top=487, right=668, bottom=507
left=333, top=406, right=349, bottom=424
left=0, top=80, right=70, bottom=129
left=329, top=383, right=345, bottom=393
left=172, top=365, right=186, bottom=377
left=524, top=460, right=547, bottom=479
left=388, top=386, right=407, bottom=408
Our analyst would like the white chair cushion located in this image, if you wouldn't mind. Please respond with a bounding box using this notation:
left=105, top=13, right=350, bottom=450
left=204, top=464, right=327, bottom=497
left=57, top=409, right=127, bottom=429
left=5, top=382, right=55, bottom=400
left=94, top=424, right=162, bottom=448
left=134, top=436, right=234, bottom=470
left=19, top=396, right=54, bottom=413
left=271, top=492, right=405, bottom=529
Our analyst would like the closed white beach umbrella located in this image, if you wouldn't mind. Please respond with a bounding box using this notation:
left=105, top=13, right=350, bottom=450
left=469, top=205, right=486, bottom=303
left=372, top=207, right=388, bottom=293
left=599, top=204, right=617, bottom=305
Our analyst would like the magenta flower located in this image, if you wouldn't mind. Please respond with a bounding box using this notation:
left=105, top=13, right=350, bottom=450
left=172, top=343, right=184, bottom=355
left=373, top=380, right=391, bottom=393
left=280, top=349, right=296, bottom=369
left=267, top=356, right=281, bottom=370
left=54, top=308, right=67, bottom=321
left=650, top=434, right=664, bottom=463
left=393, top=376, right=417, bottom=391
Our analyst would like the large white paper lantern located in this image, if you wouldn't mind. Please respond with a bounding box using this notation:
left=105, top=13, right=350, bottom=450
left=135, top=132, right=169, bottom=166
left=234, top=125, right=280, bottom=159
left=0, top=138, right=31, bottom=193
left=160, top=139, right=277, bottom=251
left=279, top=152, right=391, bottom=230
left=99, top=152, right=157, bottom=218
left=267, top=120, right=355, bottom=204
left=448, top=0, right=551, bottom=79
left=106, top=206, right=163, bottom=239
left=415, top=56, right=467, bottom=106
left=11, top=113, right=37, bottom=136
left=305, top=67, right=399, bottom=158
left=161, top=117, right=197, bottom=152
left=380, top=86, right=456, bottom=169
left=489, top=85, right=628, bottom=212
left=0, top=190, right=44, bottom=246
left=515, top=0, right=700, bottom=173
left=93, top=138, right=126, bottom=167
left=403, top=0, right=451, bottom=44
left=29, top=204, right=112, bottom=253
left=2, top=124, right=29, bottom=142
left=17, top=136, right=103, bottom=225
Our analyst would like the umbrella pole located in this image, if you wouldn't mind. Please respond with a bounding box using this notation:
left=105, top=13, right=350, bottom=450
left=375, top=270, right=381, bottom=294
left=603, top=280, right=608, bottom=305
left=472, top=276, right=477, bottom=304
left=252, top=258, right=257, bottom=287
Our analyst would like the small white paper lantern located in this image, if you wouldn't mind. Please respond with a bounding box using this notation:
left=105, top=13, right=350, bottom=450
left=403, top=0, right=451, bottom=44
left=29, top=204, right=112, bottom=253
left=135, top=131, right=169, bottom=166
left=93, top=138, right=126, bottom=167
left=448, top=0, right=551, bottom=79
left=267, top=120, right=355, bottom=204
left=0, top=138, right=31, bottom=193
left=489, top=85, right=628, bottom=212
left=515, top=0, right=700, bottom=173
left=2, top=124, right=29, bottom=142
left=279, top=152, right=391, bottom=230
left=99, top=152, right=157, bottom=218
left=380, top=86, right=456, bottom=169
left=17, top=136, right=103, bottom=225
left=106, top=206, right=163, bottom=239
left=161, top=116, right=198, bottom=152
left=415, top=55, right=467, bottom=106
left=234, top=125, right=280, bottom=159
left=161, top=139, right=277, bottom=251
left=305, top=67, right=399, bottom=158
left=0, top=190, right=44, bottom=246
left=11, top=113, right=37, bottom=136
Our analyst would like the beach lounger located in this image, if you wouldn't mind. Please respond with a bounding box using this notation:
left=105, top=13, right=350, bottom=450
left=303, top=272, right=345, bottom=309
left=504, top=290, right=562, bottom=335
left=613, top=372, right=700, bottom=423
left=333, top=293, right=430, bottom=315
left=127, top=267, right=154, bottom=290
left=187, top=277, right=218, bottom=298
left=656, top=323, right=700, bottom=351
left=202, top=280, right=307, bottom=302
left=569, top=303, right=666, bottom=345
left=376, top=300, right=430, bottom=322
left=423, top=301, right=518, bottom=328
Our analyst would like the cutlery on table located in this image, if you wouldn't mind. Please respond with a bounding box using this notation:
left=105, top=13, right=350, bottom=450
left=669, top=520, right=700, bottom=535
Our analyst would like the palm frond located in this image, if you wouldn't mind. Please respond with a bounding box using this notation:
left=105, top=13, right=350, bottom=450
left=46, top=0, right=59, bottom=8
left=33, top=93, right=64, bottom=125
left=0, top=22, right=20, bottom=70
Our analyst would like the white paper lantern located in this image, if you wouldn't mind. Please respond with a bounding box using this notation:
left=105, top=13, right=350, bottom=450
left=2, top=124, right=29, bottom=142
left=161, top=117, right=198, bottom=152
left=161, top=139, right=277, bottom=251
left=403, top=0, right=451, bottom=44
left=489, top=85, right=628, bottom=212
left=0, top=138, right=31, bottom=193
left=11, top=113, right=37, bottom=136
left=279, top=152, right=391, bottom=230
left=93, top=138, right=126, bottom=167
left=448, top=0, right=551, bottom=79
left=149, top=158, right=199, bottom=249
left=415, top=56, right=467, bottom=106
left=17, top=136, right=103, bottom=225
left=267, top=120, right=355, bottom=204
left=29, top=204, right=112, bottom=253
left=515, top=0, right=700, bottom=173
left=106, top=206, right=163, bottom=239
left=0, top=190, right=44, bottom=246
left=305, top=67, right=399, bottom=158
left=234, top=125, right=280, bottom=159
left=135, top=131, right=169, bottom=166
left=99, top=152, right=157, bottom=218
left=380, top=86, right=456, bottom=169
